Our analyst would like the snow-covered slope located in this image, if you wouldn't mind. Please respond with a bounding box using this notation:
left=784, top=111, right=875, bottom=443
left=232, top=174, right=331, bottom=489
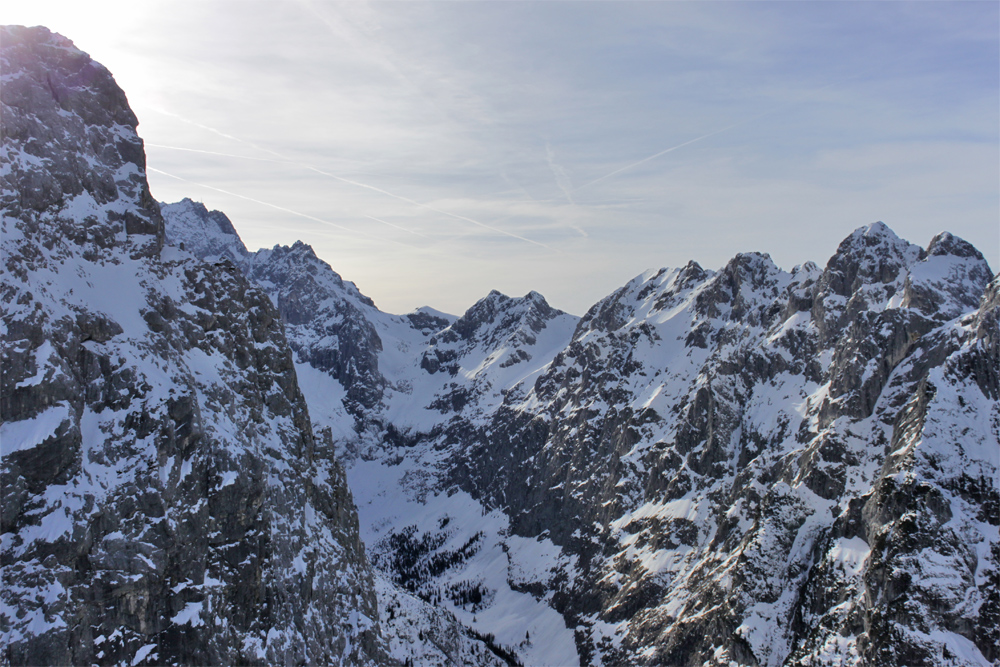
left=1, top=26, right=386, bottom=666
left=501, top=225, right=997, bottom=666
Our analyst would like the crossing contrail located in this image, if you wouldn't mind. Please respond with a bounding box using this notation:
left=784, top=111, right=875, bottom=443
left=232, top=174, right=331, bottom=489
left=149, top=108, right=284, bottom=159
left=546, top=142, right=576, bottom=205
left=145, top=143, right=292, bottom=165
left=576, top=81, right=847, bottom=193
left=361, top=213, right=430, bottom=238
left=148, top=167, right=416, bottom=247
left=576, top=122, right=745, bottom=192
left=301, top=165, right=554, bottom=250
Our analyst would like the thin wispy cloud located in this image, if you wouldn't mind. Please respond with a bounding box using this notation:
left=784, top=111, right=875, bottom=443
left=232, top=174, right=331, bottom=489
left=8, top=0, right=996, bottom=315
left=150, top=118, right=554, bottom=250
left=302, top=164, right=556, bottom=250
left=145, top=143, right=292, bottom=165
left=149, top=107, right=281, bottom=158
left=546, top=143, right=576, bottom=205
left=576, top=121, right=748, bottom=193
left=362, top=213, right=430, bottom=239
left=149, top=166, right=417, bottom=247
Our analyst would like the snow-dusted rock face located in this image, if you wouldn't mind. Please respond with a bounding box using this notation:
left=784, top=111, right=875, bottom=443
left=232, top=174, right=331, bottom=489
left=1, top=26, right=386, bottom=666
left=158, top=198, right=249, bottom=265
left=241, top=242, right=387, bottom=412
left=1, top=26, right=162, bottom=259
left=164, top=186, right=997, bottom=666
left=498, top=228, right=997, bottom=666
left=164, top=201, right=386, bottom=414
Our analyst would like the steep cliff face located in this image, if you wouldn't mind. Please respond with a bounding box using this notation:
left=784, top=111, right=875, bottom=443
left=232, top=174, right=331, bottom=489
left=1, top=26, right=386, bottom=666
left=163, top=199, right=387, bottom=416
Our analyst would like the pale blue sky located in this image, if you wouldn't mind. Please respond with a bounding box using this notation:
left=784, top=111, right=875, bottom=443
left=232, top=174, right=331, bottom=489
left=7, top=1, right=998, bottom=315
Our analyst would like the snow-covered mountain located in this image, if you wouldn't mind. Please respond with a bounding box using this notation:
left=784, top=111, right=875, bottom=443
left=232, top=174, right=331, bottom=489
left=4, top=23, right=997, bottom=667
left=1, top=26, right=386, bottom=666
left=164, top=191, right=998, bottom=667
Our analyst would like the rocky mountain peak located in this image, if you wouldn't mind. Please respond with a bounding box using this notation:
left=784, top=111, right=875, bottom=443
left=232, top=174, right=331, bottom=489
left=724, top=250, right=777, bottom=277
left=161, top=201, right=379, bottom=313
left=3, top=26, right=137, bottom=129
left=926, top=230, right=987, bottom=260
left=450, top=289, right=561, bottom=342
left=576, top=272, right=654, bottom=334
left=822, top=221, right=924, bottom=297
left=161, top=202, right=387, bottom=410
left=1, top=25, right=163, bottom=259
left=901, top=231, right=994, bottom=321
left=2, top=27, right=388, bottom=666
left=244, top=240, right=377, bottom=310
left=816, top=221, right=993, bottom=325
left=524, top=289, right=547, bottom=303
left=405, top=306, right=457, bottom=335
left=693, top=251, right=786, bottom=325
left=160, top=198, right=248, bottom=263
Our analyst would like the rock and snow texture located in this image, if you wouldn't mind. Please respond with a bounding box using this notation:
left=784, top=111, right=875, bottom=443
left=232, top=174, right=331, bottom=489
left=165, top=192, right=998, bottom=667
left=165, top=201, right=579, bottom=666
left=4, top=22, right=996, bottom=667
left=157, top=198, right=250, bottom=265
left=1, top=26, right=386, bottom=666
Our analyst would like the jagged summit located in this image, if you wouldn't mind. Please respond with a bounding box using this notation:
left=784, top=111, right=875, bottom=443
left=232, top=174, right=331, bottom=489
left=844, top=220, right=910, bottom=249
left=1, top=25, right=163, bottom=258
left=902, top=231, right=994, bottom=320
left=163, top=202, right=997, bottom=665
left=2, top=25, right=136, bottom=130
left=859, top=219, right=896, bottom=236
left=823, top=221, right=924, bottom=295
left=926, top=230, right=988, bottom=260
left=405, top=306, right=457, bottom=336
left=247, top=240, right=379, bottom=310
left=450, top=288, right=564, bottom=343
left=410, top=305, right=457, bottom=320
left=159, top=198, right=248, bottom=263
left=161, top=199, right=380, bottom=315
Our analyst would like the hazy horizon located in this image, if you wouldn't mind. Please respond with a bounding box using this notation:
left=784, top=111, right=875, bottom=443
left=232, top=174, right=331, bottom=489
left=7, top=1, right=998, bottom=316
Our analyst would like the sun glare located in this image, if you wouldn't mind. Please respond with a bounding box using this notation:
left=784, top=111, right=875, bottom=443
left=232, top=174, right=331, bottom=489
left=6, top=1, right=128, bottom=51
left=4, top=1, right=171, bottom=123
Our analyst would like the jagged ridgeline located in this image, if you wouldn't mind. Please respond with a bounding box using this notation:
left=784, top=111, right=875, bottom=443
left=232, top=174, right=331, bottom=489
left=0, top=25, right=387, bottom=665
left=3, top=23, right=999, bottom=667
left=161, top=204, right=1000, bottom=660
left=161, top=209, right=1000, bottom=660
